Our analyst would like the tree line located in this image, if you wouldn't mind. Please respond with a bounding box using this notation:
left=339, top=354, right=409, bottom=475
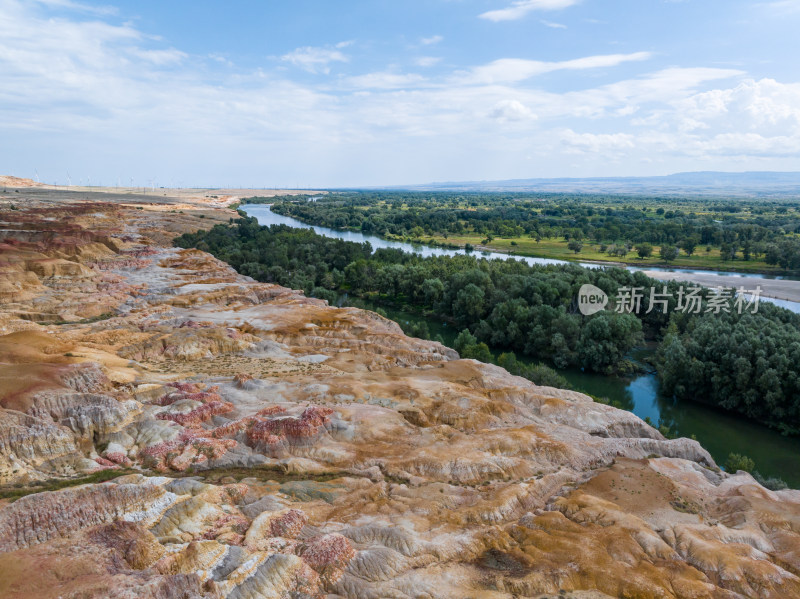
left=266, top=192, right=800, bottom=269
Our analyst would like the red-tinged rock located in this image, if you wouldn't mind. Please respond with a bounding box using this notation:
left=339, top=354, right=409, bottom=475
left=255, top=405, right=286, bottom=418
left=233, top=372, right=254, bottom=389
left=210, top=418, right=249, bottom=438
left=247, top=405, right=333, bottom=443
left=270, top=509, right=308, bottom=539
left=169, top=382, right=202, bottom=393
left=299, top=533, right=356, bottom=585
left=157, top=401, right=234, bottom=426
left=202, top=514, right=249, bottom=541
left=139, top=429, right=237, bottom=472
left=104, top=451, right=132, bottom=466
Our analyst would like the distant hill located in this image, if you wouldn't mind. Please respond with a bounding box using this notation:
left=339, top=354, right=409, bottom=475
left=0, top=175, right=41, bottom=188
left=389, top=172, right=800, bottom=198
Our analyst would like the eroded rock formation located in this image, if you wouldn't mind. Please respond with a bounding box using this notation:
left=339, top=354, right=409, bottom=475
left=1, top=191, right=799, bottom=598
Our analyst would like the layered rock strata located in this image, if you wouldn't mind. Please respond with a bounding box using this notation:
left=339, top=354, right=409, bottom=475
left=0, top=193, right=799, bottom=598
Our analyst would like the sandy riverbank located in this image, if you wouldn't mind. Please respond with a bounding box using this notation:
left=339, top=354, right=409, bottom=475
left=642, top=270, right=800, bottom=303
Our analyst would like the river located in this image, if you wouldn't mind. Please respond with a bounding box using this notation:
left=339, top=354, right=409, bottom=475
left=243, top=204, right=800, bottom=312
left=244, top=204, right=800, bottom=486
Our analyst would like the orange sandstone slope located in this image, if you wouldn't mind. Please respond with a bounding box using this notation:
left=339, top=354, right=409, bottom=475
left=0, top=191, right=799, bottom=599
left=0, top=176, right=42, bottom=188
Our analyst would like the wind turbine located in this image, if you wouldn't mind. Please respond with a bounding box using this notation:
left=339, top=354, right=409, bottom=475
left=67, top=171, right=73, bottom=187
left=34, top=169, right=40, bottom=184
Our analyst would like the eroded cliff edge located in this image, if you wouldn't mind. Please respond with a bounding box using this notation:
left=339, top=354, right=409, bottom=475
left=0, top=192, right=799, bottom=599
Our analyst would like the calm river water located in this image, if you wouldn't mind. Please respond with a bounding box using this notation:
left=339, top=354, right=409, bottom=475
left=245, top=204, right=800, bottom=486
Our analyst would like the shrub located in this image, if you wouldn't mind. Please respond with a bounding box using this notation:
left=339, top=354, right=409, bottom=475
left=752, top=471, right=789, bottom=490
left=724, top=453, right=755, bottom=474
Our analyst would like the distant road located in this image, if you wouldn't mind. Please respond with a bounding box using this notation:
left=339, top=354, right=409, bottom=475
left=642, top=270, right=800, bottom=303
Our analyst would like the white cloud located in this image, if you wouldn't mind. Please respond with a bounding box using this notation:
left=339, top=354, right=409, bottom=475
left=489, top=99, right=536, bottom=121
left=541, top=19, right=567, bottom=28
left=281, top=45, right=349, bottom=74
left=28, top=0, right=117, bottom=15
left=480, top=0, right=580, bottom=22
left=693, top=133, right=800, bottom=157
left=1, top=0, right=799, bottom=185
left=345, top=71, right=427, bottom=90
left=459, top=52, right=652, bottom=85
left=420, top=35, right=443, bottom=45
left=131, top=48, right=187, bottom=66
left=560, top=129, right=635, bottom=154
left=763, top=0, right=800, bottom=14
left=415, top=56, right=442, bottom=67
left=676, top=78, right=800, bottom=131
left=565, top=67, right=745, bottom=120
left=208, top=53, right=233, bottom=66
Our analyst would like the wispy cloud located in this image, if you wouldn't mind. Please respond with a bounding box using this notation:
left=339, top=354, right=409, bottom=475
left=420, top=35, right=443, bottom=45
left=415, top=56, right=442, bottom=67
left=560, top=129, right=635, bottom=154
left=480, top=0, right=580, bottom=22
left=345, top=71, right=427, bottom=90
left=541, top=19, right=567, bottom=29
left=28, top=0, right=118, bottom=16
left=764, top=0, right=800, bottom=13
left=458, top=52, right=652, bottom=85
left=131, top=48, right=187, bottom=66
left=281, top=45, right=349, bottom=74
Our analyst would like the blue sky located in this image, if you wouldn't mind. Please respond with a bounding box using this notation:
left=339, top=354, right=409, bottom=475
left=1, top=0, right=799, bottom=187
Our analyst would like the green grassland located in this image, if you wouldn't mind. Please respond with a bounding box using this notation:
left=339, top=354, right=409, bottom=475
left=410, top=233, right=781, bottom=272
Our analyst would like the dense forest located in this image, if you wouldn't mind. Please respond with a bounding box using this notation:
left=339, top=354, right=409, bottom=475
left=658, top=311, right=800, bottom=435
left=176, top=216, right=800, bottom=434
left=265, top=192, right=800, bottom=270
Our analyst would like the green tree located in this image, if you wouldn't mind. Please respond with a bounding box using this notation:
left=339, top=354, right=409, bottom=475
left=720, top=242, right=737, bottom=261
left=461, top=342, right=493, bottom=363
left=636, top=243, right=654, bottom=259
left=403, top=321, right=431, bottom=340
left=567, top=240, right=583, bottom=254
left=577, top=313, right=642, bottom=374
left=659, top=245, right=679, bottom=262
left=551, top=332, right=572, bottom=369
left=454, top=329, right=478, bottom=354
left=497, top=352, right=519, bottom=372
left=422, top=278, right=445, bottom=307
left=452, top=283, right=485, bottom=323
left=680, top=237, right=698, bottom=256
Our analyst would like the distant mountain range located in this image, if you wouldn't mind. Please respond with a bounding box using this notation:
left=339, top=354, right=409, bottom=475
left=387, top=172, right=800, bottom=197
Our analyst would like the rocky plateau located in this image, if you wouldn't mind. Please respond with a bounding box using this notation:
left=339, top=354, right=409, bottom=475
left=0, top=186, right=799, bottom=598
